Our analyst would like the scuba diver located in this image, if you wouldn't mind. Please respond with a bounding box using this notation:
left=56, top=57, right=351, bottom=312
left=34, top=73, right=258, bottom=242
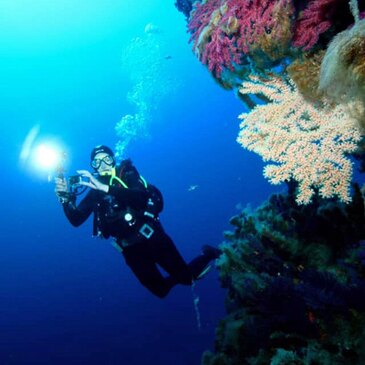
left=55, top=145, right=221, bottom=298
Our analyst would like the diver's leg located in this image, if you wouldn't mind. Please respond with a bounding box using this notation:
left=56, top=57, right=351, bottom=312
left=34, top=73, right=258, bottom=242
left=152, top=230, right=193, bottom=286
left=122, top=244, right=173, bottom=298
left=156, top=232, right=222, bottom=282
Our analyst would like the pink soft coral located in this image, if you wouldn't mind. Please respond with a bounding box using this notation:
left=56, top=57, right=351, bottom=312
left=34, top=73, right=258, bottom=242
left=292, top=0, right=349, bottom=50
left=188, top=0, right=294, bottom=78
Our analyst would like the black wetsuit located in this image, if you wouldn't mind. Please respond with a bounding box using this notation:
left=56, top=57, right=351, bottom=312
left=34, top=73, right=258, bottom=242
left=62, top=160, right=212, bottom=298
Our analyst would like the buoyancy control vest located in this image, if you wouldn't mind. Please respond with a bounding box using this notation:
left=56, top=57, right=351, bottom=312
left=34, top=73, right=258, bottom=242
left=93, top=159, right=163, bottom=239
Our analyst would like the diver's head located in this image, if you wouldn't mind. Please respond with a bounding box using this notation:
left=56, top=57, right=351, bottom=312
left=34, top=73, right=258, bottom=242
left=90, top=145, right=115, bottom=174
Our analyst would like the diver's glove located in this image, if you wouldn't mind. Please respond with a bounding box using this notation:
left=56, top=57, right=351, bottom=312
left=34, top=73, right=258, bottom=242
left=57, top=191, right=75, bottom=205
left=55, top=177, right=75, bottom=204
left=76, top=170, right=109, bottom=193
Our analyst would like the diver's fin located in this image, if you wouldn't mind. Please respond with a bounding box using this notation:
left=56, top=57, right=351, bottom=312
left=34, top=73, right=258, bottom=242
left=196, top=264, right=212, bottom=280
left=201, top=245, right=222, bottom=260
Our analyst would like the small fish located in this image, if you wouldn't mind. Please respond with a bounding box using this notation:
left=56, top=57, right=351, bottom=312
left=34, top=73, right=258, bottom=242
left=188, top=184, right=199, bottom=192
left=144, top=23, right=161, bottom=34
left=164, top=55, right=172, bottom=60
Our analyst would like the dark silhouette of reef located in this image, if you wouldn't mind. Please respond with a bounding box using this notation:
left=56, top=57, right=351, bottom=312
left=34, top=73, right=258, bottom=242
left=204, top=182, right=365, bottom=364
left=175, top=0, right=195, bottom=18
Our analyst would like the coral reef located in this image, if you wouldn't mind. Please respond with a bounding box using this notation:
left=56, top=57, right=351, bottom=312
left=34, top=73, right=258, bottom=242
left=175, top=0, right=196, bottom=18
left=287, top=51, right=325, bottom=102
left=173, top=1, right=365, bottom=364
left=181, top=0, right=365, bottom=88
left=178, top=2, right=365, bottom=205
left=203, top=184, right=365, bottom=364
left=235, top=0, right=365, bottom=205
left=187, top=0, right=295, bottom=84
left=292, top=0, right=354, bottom=50
left=237, top=74, right=362, bottom=205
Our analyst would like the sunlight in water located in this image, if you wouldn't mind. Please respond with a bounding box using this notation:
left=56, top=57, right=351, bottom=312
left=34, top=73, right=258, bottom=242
left=0, top=0, right=154, bottom=51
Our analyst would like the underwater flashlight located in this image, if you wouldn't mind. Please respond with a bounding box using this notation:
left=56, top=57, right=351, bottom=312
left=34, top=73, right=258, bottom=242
left=33, top=143, right=62, bottom=170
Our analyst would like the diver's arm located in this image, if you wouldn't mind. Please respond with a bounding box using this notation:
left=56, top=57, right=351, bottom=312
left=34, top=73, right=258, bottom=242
left=62, top=191, right=94, bottom=227
left=76, top=168, right=148, bottom=208
left=75, top=167, right=148, bottom=209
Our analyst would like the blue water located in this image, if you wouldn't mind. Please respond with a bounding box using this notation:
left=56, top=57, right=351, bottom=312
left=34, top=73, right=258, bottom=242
left=0, top=1, right=278, bottom=364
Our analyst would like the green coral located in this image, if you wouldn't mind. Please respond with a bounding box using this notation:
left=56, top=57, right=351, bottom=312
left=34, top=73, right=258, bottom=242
left=203, top=185, right=365, bottom=365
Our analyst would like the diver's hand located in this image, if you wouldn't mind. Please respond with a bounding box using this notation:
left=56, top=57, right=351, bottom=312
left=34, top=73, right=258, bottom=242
left=76, top=170, right=109, bottom=193
left=55, top=177, right=71, bottom=203
left=55, top=177, right=68, bottom=195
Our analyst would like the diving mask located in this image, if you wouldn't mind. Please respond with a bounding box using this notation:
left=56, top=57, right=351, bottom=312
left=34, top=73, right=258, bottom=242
left=91, top=155, right=115, bottom=169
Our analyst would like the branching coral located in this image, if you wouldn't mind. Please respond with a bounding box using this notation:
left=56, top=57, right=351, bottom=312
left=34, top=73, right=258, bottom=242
left=237, top=74, right=362, bottom=204
left=292, top=0, right=349, bottom=50
left=234, top=0, right=294, bottom=65
left=188, top=0, right=295, bottom=82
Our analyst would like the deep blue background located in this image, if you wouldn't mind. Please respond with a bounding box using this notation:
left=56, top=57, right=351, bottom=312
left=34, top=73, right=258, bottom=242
left=0, top=1, right=279, bottom=364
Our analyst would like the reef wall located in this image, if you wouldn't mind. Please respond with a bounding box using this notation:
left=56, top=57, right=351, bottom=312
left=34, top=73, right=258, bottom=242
left=175, top=0, right=365, bottom=363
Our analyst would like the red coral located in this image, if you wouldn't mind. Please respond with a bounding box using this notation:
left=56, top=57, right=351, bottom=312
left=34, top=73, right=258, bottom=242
left=187, top=0, right=294, bottom=78
left=187, top=0, right=361, bottom=80
left=188, top=0, right=222, bottom=48
left=188, top=0, right=243, bottom=77
left=292, top=0, right=347, bottom=50
left=203, top=29, right=241, bottom=75
left=235, top=0, right=293, bottom=54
